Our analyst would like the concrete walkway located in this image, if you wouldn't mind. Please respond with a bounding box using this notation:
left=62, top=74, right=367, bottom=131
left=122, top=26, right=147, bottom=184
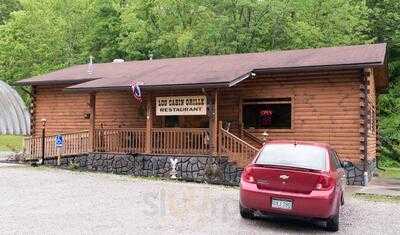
left=358, top=177, right=400, bottom=197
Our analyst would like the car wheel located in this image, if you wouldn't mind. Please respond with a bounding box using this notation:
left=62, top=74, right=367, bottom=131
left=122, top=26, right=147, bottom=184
left=239, top=204, right=254, bottom=219
left=341, top=194, right=345, bottom=206
left=326, top=211, right=339, bottom=232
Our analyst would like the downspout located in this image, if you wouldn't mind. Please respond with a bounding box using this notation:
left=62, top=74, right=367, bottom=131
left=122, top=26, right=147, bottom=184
left=362, top=69, right=369, bottom=185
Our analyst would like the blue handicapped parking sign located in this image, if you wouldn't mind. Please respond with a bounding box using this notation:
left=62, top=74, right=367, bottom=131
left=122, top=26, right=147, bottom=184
left=55, top=135, right=64, bottom=147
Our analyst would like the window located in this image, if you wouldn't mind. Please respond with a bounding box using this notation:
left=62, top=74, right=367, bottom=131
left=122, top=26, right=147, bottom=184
left=242, top=98, right=292, bottom=129
left=256, top=144, right=327, bottom=171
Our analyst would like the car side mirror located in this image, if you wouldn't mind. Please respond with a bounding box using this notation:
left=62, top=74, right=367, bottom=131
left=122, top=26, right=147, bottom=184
left=341, top=160, right=353, bottom=168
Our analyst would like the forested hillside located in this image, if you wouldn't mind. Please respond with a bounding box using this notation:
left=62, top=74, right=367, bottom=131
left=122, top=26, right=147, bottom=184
left=0, top=0, right=399, bottom=165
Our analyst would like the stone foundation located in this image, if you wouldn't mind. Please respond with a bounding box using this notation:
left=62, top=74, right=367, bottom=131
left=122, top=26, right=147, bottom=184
left=344, top=159, right=376, bottom=186
left=43, top=153, right=377, bottom=186
left=43, top=153, right=243, bottom=186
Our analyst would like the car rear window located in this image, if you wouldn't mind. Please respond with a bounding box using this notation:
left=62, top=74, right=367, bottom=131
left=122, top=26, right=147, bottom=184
left=256, top=144, right=328, bottom=171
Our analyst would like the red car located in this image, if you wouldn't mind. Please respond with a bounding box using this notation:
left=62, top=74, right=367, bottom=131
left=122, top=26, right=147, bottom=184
left=240, top=141, right=350, bottom=232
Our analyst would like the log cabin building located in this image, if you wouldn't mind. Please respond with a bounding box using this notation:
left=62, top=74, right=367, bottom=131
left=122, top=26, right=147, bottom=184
left=17, top=43, right=388, bottom=185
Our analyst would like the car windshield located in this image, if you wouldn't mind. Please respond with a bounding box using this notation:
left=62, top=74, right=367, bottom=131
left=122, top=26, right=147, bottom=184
left=256, top=144, right=327, bottom=171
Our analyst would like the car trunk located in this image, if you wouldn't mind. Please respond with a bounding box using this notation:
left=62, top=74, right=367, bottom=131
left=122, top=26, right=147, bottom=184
left=252, top=165, right=322, bottom=194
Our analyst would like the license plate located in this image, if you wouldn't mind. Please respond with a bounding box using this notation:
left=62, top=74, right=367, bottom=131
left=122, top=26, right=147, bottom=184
left=271, top=198, right=293, bottom=210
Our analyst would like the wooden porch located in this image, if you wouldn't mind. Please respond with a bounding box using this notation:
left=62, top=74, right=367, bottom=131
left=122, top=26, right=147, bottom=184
left=23, top=122, right=260, bottom=167
left=24, top=89, right=266, bottom=167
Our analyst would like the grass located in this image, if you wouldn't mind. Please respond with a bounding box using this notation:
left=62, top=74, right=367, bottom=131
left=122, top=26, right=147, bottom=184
left=378, top=157, right=400, bottom=168
left=379, top=168, right=400, bottom=180
left=354, top=192, right=400, bottom=203
left=0, top=135, right=24, bottom=152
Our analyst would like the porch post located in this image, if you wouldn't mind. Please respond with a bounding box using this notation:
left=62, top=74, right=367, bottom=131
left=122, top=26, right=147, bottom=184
left=239, top=98, right=243, bottom=138
left=211, top=90, right=218, bottom=155
left=89, top=92, right=96, bottom=152
left=145, top=94, right=153, bottom=154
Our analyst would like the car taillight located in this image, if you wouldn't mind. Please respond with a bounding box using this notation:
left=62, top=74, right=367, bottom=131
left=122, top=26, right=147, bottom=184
left=315, top=175, right=335, bottom=190
left=242, top=166, right=256, bottom=183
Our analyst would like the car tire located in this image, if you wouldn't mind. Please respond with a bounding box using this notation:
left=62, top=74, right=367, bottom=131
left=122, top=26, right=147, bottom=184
left=326, top=211, right=339, bottom=232
left=341, top=194, right=345, bottom=206
left=239, top=204, right=254, bottom=219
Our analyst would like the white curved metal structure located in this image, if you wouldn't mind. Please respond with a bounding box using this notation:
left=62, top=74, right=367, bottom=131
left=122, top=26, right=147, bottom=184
left=0, top=80, right=30, bottom=135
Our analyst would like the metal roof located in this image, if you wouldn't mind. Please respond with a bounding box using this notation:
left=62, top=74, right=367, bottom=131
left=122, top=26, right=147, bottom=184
left=0, top=80, right=30, bottom=135
left=16, top=43, right=388, bottom=91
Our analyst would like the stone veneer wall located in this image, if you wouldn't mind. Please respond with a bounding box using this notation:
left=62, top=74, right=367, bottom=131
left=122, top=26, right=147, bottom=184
left=42, top=153, right=377, bottom=186
left=43, top=153, right=243, bottom=186
left=344, top=160, right=377, bottom=186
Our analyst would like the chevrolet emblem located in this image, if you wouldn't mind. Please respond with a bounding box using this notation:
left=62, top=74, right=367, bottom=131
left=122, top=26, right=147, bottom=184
left=279, top=175, right=289, bottom=180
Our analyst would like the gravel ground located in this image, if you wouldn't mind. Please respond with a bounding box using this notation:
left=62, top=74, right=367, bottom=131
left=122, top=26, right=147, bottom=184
left=1, top=163, right=400, bottom=235
left=0, top=151, right=13, bottom=160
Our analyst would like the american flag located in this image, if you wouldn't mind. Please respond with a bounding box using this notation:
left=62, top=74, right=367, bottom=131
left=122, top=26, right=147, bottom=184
left=131, top=81, right=142, bottom=102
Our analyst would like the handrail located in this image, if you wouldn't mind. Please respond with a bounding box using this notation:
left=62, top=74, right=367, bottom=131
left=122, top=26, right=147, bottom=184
left=240, top=128, right=264, bottom=148
left=94, top=128, right=145, bottom=131
left=219, top=122, right=259, bottom=167
left=220, top=128, right=259, bottom=152
left=152, top=127, right=209, bottom=132
left=25, top=130, right=89, bottom=139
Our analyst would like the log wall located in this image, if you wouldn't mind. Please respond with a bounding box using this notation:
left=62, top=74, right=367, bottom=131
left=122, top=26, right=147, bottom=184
left=95, top=91, right=147, bottom=129
left=34, top=85, right=91, bottom=135
left=366, top=69, right=377, bottom=160
left=32, top=69, right=378, bottom=163
left=33, top=88, right=208, bottom=132
left=219, top=70, right=364, bottom=163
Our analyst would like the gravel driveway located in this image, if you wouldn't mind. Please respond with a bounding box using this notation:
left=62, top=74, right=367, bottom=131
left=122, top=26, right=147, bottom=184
left=0, top=151, right=13, bottom=161
left=1, top=163, right=399, bottom=234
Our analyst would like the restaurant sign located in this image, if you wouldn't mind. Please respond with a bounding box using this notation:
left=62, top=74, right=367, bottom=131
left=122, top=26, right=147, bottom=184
left=156, top=96, right=207, bottom=116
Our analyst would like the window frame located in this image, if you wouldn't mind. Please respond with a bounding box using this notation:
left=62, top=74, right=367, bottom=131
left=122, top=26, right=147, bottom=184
left=240, top=96, right=294, bottom=133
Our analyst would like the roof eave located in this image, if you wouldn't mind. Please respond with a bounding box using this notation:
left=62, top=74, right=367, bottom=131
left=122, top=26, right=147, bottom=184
left=227, top=62, right=386, bottom=87
left=253, top=62, right=385, bottom=74
left=14, top=77, right=101, bottom=86
left=63, top=82, right=230, bottom=93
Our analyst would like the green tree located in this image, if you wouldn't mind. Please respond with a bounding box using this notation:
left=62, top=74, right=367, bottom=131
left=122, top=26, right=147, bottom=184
left=0, top=0, right=21, bottom=24
left=0, top=0, right=94, bottom=85
left=85, top=0, right=125, bottom=62
left=119, top=0, right=369, bottom=60
left=367, top=0, right=400, bottom=166
left=0, top=0, right=371, bottom=81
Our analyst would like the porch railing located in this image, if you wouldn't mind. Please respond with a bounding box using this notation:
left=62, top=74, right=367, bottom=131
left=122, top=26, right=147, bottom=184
left=23, top=130, right=89, bottom=160
left=94, top=128, right=146, bottom=153
left=218, top=123, right=259, bottom=167
left=23, top=136, right=42, bottom=160
left=24, top=126, right=259, bottom=167
left=151, top=128, right=210, bottom=155
left=240, top=127, right=264, bottom=149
